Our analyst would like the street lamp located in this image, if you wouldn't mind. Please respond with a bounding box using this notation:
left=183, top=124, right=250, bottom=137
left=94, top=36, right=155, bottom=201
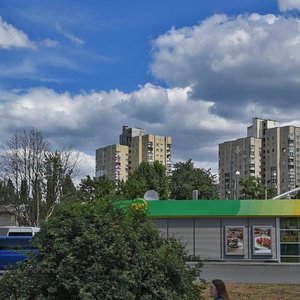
left=265, top=162, right=268, bottom=200
left=234, top=171, right=240, bottom=200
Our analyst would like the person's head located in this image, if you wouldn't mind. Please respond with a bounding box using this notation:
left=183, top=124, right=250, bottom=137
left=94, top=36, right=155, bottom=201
left=210, top=279, right=229, bottom=300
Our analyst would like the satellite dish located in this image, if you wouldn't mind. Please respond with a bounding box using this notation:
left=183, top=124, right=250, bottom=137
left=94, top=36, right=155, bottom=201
left=143, top=190, right=159, bottom=201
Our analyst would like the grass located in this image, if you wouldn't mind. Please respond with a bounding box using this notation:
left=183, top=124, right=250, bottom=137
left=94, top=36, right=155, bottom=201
left=202, top=283, right=300, bottom=300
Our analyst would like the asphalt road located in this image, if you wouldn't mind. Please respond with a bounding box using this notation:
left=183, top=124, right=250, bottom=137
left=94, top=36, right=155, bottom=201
left=1, top=263, right=300, bottom=284
left=200, top=262, right=300, bottom=284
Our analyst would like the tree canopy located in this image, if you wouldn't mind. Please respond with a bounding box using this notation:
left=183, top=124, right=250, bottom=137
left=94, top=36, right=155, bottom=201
left=121, top=161, right=169, bottom=199
left=0, top=199, right=204, bottom=300
left=240, top=176, right=276, bottom=199
left=170, top=159, right=218, bottom=200
left=78, top=175, right=116, bottom=202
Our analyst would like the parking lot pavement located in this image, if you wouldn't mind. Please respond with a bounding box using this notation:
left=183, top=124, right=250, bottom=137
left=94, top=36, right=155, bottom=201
left=199, top=261, right=300, bottom=284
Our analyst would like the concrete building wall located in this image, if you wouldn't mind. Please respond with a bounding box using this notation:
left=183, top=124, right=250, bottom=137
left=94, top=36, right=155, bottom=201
left=247, top=117, right=279, bottom=139
left=264, top=126, right=300, bottom=195
left=95, top=144, right=128, bottom=184
left=129, top=134, right=172, bottom=175
left=219, top=137, right=261, bottom=199
left=220, top=119, right=300, bottom=198
left=0, top=207, right=18, bottom=226
left=130, top=136, right=143, bottom=173
left=119, top=126, right=145, bottom=147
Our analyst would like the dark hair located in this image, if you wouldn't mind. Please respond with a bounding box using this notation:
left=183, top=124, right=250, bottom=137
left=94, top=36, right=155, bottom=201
left=212, top=279, right=229, bottom=300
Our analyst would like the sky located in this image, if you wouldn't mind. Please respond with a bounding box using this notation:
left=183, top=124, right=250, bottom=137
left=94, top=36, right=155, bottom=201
left=1, top=0, right=300, bottom=179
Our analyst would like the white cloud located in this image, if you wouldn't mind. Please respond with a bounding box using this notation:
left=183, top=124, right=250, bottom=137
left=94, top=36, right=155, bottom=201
left=3, top=87, right=127, bottom=132
left=0, top=84, right=243, bottom=175
left=40, top=38, right=59, bottom=47
left=0, top=59, right=38, bottom=78
left=76, top=152, right=95, bottom=181
left=278, top=0, right=300, bottom=12
left=56, top=23, right=85, bottom=47
left=150, top=13, right=300, bottom=119
left=0, top=16, right=35, bottom=49
left=3, top=84, right=227, bottom=135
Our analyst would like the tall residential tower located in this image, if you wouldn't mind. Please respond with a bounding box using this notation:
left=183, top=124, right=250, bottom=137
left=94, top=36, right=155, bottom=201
left=219, top=118, right=300, bottom=199
left=96, top=126, right=172, bottom=185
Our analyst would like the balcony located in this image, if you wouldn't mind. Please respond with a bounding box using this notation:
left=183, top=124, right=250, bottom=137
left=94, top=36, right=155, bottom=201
left=249, top=164, right=255, bottom=171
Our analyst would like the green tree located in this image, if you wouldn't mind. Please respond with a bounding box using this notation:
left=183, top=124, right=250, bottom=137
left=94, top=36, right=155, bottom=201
left=0, top=199, right=204, bottom=300
left=3, top=179, right=17, bottom=205
left=122, top=161, right=169, bottom=199
left=78, top=175, right=116, bottom=202
left=170, top=159, right=218, bottom=200
left=62, top=174, right=77, bottom=197
left=240, top=176, right=276, bottom=199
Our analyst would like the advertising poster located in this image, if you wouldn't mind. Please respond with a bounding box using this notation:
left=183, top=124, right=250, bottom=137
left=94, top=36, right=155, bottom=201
left=253, top=226, right=272, bottom=255
left=225, top=226, right=245, bottom=255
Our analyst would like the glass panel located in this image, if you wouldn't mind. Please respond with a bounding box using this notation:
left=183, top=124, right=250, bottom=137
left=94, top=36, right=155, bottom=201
left=280, top=230, right=300, bottom=242
left=281, top=244, right=300, bottom=256
left=8, top=232, right=33, bottom=236
left=281, top=256, right=300, bottom=263
left=280, top=218, right=300, bottom=229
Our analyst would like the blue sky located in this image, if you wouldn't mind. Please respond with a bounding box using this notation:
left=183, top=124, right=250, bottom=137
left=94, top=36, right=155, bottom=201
left=1, top=0, right=300, bottom=178
left=0, top=0, right=278, bottom=93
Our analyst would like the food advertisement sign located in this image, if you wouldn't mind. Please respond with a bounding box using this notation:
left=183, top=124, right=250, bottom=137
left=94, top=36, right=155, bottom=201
left=225, top=226, right=245, bottom=255
left=253, top=226, right=272, bottom=255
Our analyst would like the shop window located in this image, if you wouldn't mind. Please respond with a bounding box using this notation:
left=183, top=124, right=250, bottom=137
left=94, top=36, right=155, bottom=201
left=280, top=244, right=300, bottom=256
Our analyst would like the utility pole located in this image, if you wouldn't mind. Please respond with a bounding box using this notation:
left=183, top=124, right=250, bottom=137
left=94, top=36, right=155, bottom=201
left=234, top=171, right=240, bottom=200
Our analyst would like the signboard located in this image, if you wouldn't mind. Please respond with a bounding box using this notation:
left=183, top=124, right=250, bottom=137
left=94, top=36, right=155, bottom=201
left=225, top=226, right=245, bottom=255
left=253, top=226, right=272, bottom=255
left=131, top=198, right=148, bottom=211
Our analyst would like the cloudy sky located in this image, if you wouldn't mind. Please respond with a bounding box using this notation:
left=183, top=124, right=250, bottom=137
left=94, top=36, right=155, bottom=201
left=1, top=0, right=300, bottom=178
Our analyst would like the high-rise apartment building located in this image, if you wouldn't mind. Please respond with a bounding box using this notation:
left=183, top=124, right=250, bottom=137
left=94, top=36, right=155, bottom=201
left=219, top=136, right=262, bottom=199
left=95, top=144, right=129, bottom=184
left=96, top=126, right=172, bottom=184
left=130, top=134, right=172, bottom=175
left=119, top=125, right=145, bottom=147
left=219, top=118, right=300, bottom=199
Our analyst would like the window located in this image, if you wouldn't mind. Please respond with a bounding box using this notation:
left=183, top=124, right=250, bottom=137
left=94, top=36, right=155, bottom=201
left=280, top=218, right=300, bottom=262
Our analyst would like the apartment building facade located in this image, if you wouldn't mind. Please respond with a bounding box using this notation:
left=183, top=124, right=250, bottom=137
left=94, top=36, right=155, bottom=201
left=219, top=118, right=300, bottom=199
left=95, top=144, right=129, bottom=184
left=219, top=136, right=262, bottom=199
left=129, top=134, right=172, bottom=175
left=95, top=126, right=172, bottom=184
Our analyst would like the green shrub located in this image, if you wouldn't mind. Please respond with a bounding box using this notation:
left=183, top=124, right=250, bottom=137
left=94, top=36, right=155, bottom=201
left=0, top=199, right=204, bottom=299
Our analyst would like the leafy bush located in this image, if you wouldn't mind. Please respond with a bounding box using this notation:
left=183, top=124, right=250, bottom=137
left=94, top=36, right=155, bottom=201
left=0, top=199, right=204, bottom=299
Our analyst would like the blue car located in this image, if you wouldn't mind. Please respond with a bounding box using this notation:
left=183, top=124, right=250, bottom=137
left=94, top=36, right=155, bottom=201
left=0, top=236, right=38, bottom=270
